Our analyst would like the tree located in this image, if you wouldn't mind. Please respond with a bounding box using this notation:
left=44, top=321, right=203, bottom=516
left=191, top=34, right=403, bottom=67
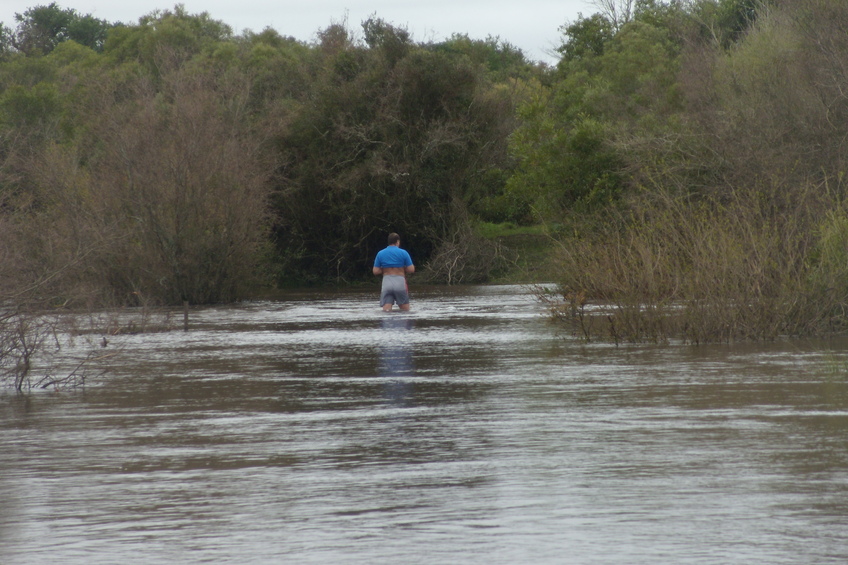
left=0, top=25, right=15, bottom=61
left=85, top=64, right=272, bottom=304
left=7, top=50, right=274, bottom=306
left=270, top=19, right=516, bottom=282
left=431, top=33, right=536, bottom=82
left=103, top=5, right=232, bottom=76
left=691, top=0, right=764, bottom=48
left=557, top=14, right=615, bottom=65
left=363, top=16, right=411, bottom=67
left=508, top=7, right=686, bottom=222
left=540, top=0, right=848, bottom=342
left=591, top=0, right=635, bottom=30
left=8, top=2, right=112, bottom=55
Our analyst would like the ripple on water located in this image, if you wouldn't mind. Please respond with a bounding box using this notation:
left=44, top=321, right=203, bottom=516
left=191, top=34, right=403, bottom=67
left=2, top=285, right=848, bottom=564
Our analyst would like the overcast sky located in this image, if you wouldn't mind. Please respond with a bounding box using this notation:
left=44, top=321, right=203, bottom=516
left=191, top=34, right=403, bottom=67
left=0, top=0, right=596, bottom=64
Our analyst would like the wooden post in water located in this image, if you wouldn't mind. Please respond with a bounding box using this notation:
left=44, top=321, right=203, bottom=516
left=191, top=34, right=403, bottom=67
left=183, top=300, right=189, bottom=332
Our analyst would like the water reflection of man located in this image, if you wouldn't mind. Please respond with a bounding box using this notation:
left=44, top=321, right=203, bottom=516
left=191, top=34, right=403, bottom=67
left=380, top=316, right=414, bottom=406
left=372, top=232, right=415, bottom=312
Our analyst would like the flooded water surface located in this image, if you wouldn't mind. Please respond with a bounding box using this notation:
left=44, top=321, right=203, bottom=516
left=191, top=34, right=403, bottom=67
left=2, top=285, right=848, bottom=563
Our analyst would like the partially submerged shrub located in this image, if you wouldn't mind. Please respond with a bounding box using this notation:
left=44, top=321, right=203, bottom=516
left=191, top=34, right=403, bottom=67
left=420, top=226, right=509, bottom=284
left=418, top=203, right=511, bottom=284
left=549, top=181, right=847, bottom=343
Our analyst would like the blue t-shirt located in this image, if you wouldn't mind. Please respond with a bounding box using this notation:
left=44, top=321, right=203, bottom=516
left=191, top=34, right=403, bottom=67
left=374, top=246, right=413, bottom=269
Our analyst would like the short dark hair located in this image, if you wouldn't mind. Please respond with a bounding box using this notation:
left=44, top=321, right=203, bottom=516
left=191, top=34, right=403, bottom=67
left=388, top=232, right=400, bottom=245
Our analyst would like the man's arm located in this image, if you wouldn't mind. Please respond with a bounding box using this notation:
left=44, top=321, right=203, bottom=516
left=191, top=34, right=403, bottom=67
left=373, top=266, right=383, bottom=275
left=404, top=264, right=415, bottom=275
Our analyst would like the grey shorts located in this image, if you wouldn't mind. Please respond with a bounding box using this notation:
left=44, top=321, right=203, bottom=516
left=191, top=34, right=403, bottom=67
left=380, top=275, right=409, bottom=306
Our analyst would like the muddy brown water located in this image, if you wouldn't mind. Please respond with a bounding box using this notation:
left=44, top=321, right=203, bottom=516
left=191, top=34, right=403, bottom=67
left=2, top=285, right=848, bottom=564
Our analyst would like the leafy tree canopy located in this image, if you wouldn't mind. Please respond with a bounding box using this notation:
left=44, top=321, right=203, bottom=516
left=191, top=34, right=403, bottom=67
left=2, top=2, right=113, bottom=56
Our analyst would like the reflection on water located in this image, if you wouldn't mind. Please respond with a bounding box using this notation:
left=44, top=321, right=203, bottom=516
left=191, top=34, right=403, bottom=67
left=380, top=315, right=414, bottom=406
left=2, top=285, right=848, bottom=564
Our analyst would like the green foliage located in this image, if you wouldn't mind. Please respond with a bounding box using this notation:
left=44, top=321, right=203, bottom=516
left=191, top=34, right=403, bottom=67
left=430, top=33, right=536, bottom=82
left=241, top=30, right=312, bottom=106
left=474, top=221, right=547, bottom=239
left=103, top=5, right=232, bottom=74
left=557, top=14, right=614, bottom=65
left=0, top=52, right=56, bottom=90
left=692, top=0, right=763, bottom=47
left=536, top=0, right=848, bottom=341
left=0, top=25, right=16, bottom=61
left=0, top=81, right=61, bottom=128
left=671, top=0, right=845, bottom=195
left=506, top=10, right=685, bottom=224
left=6, top=2, right=112, bottom=55
left=0, top=3, right=537, bottom=292
left=6, top=0, right=845, bottom=328
left=561, top=19, right=683, bottom=121
left=271, top=24, right=517, bottom=282
left=506, top=112, right=622, bottom=222
left=363, top=16, right=411, bottom=66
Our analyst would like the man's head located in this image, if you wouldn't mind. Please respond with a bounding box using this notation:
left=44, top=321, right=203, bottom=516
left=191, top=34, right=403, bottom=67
left=388, top=232, right=400, bottom=246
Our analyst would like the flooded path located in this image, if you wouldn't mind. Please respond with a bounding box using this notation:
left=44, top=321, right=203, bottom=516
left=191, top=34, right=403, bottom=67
left=2, top=285, right=848, bottom=563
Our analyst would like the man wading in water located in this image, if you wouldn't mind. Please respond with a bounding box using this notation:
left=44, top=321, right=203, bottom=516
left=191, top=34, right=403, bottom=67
left=373, top=232, right=415, bottom=312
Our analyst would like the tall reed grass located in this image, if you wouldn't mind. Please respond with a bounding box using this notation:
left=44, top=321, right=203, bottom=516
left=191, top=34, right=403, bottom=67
left=547, top=181, right=848, bottom=343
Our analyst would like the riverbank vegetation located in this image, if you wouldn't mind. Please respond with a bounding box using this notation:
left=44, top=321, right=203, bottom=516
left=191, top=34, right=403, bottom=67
left=542, top=0, right=848, bottom=343
left=1, top=0, right=848, bottom=381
